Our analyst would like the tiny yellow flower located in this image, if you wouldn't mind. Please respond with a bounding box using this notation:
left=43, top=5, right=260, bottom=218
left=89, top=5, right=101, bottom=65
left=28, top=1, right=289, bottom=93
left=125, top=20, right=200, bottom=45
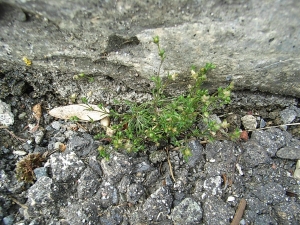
left=191, top=70, right=198, bottom=80
left=221, top=120, right=230, bottom=129
left=223, top=90, right=231, bottom=98
left=171, top=73, right=178, bottom=81
left=22, top=57, right=32, bottom=66
left=201, top=95, right=210, bottom=103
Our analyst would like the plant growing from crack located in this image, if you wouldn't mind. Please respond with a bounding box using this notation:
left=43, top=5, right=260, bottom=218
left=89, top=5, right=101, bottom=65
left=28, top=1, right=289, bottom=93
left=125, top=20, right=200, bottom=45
left=94, top=35, right=235, bottom=160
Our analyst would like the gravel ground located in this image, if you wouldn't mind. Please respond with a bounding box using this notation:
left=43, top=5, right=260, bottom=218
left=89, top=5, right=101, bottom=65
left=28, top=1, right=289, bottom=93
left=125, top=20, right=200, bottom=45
left=0, top=91, right=300, bottom=225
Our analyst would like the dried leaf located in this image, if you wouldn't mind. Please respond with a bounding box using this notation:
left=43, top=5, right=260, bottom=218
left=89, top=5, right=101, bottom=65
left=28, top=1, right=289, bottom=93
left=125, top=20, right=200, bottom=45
left=32, top=103, right=42, bottom=121
left=59, top=143, right=66, bottom=152
left=49, top=104, right=109, bottom=121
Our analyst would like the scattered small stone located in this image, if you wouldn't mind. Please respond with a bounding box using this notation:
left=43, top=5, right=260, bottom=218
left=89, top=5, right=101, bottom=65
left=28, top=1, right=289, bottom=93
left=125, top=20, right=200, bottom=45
left=50, top=152, right=85, bottom=182
left=25, top=177, right=60, bottom=218
left=276, top=139, right=300, bottom=160
left=227, top=196, right=235, bottom=202
left=293, top=160, right=300, bottom=180
left=280, top=108, right=297, bottom=124
left=187, top=139, right=203, bottom=167
left=100, top=151, right=133, bottom=183
left=203, top=196, right=234, bottom=225
left=241, top=141, right=271, bottom=167
left=0, top=100, right=14, bottom=126
left=18, top=112, right=27, bottom=120
left=171, top=197, right=202, bottom=224
left=33, top=167, right=48, bottom=179
left=126, top=183, right=144, bottom=204
left=274, top=201, right=300, bottom=224
left=251, top=128, right=291, bottom=157
left=77, top=167, right=100, bottom=199
left=2, top=215, right=14, bottom=225
left=241, top=115, right=257, bottom=130
left=51, top=121, right=61, bottom=130
left=33, top=130, right=44, bottom=144
left=13, top=150, right=27, bottom=156
left=203, top=176, right=222, bottom=196
left=252, top=182, right=285, bottom=204
left=142, top=187, right=173, bottom=222
left=259, top=118, right=266, bottom=128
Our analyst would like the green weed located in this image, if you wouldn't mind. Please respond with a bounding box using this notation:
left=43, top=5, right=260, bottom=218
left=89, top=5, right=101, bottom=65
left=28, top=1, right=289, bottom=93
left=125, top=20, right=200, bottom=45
left=95, top=36, right=236, bottom=160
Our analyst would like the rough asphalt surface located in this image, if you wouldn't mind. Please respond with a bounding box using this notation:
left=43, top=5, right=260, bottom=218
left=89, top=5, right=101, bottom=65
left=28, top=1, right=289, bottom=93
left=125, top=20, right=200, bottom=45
left=0, top=92, right=300, bottom=225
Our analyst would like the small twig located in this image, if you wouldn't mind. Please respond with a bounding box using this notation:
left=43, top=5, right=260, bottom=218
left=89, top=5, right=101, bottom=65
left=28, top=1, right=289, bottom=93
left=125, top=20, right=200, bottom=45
left=1, top=127, right=26, bottom=142
left=9, top=197, right=28, bottom=209
left=248, top=122, right=300, bottom=131
left=166, top=147, right=176, bottom=182
left=230, top=198, right=247, bottom=225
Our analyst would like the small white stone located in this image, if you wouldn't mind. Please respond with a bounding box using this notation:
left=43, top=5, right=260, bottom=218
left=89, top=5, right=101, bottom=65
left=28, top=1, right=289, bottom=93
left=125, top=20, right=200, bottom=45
left=227, top=196, right=235, bottom=202
left=13, top=150, right=27, bottom=156
left=236, top=163, right=244, bottom=176
left=241, top=115, right=257, bottom=130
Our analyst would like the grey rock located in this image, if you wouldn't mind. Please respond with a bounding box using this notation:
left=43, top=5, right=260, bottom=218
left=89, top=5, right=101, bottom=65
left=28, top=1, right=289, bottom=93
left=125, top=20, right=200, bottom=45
left=51, top=121, right=61, bottom=130
left=149, top=150, right=167, bottom=164
left=33, top=167, right=48, bottom=180
left=171, top=197, right=202, bottom=225
left=143, top=186, right=173, bottom=222
left=126, top=183, right=144, bottom=204
left=203, top=196, right=234, bottom=225
left=66, top=133, right=96, bottom=157
left=134, top=161, right=153, bottom=173
left=18, top=112, right=27, bottom=120
left=100, top=151, right=133, bottom=183
left=241, top=115, right=257, bottom=130
left=203, top=141, right=238, bottom=176
left=251, top=128, right=292, bottom=157
left=77, top=167, right=101, bottom=199
left=0, top=100, right=14, bottom=126
left=274, top=201, right=300, bottom=225
left=203, top=176, right=222, bottom=196
left=33, top=130, right=44, bottom=144
left=61, top=200, right=99, bottom=225
left=50, top=152, right=85, bottom=182
left=259, top=118, right=266, bottom=128
left=276, top=139, right=300, bottom=160
left=252, top=182, right=285, bottom=205
left=2, top=215, right=14, bottom=225
left=99, top=207, right=124, bottom=225
left=144, top=169, right=159, bottom=187
left=95, top=181, right=118, bottom=209
left=253, top=214, right=278, bottom=225
left=280, top=108, right=297, bottom=124
left=205, top=141, right=236, bottom=163
left=88, top=156, right=103, bottom=177
left=25, top=177, right=60, bottom=218
left=187, top=140, right=203, bottom=167
left=294, top=160, right=300, bottom=180
left=244, top=197, right=273, bottom=223
left=118, top=176, right=131, bottom=194
left=241, top=141, right=271, bottom=167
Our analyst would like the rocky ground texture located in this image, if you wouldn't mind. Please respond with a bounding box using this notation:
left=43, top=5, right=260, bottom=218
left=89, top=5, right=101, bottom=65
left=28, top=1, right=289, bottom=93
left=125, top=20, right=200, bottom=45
left=1, top=0, right=300, bottom=224
left=0, top=90, right=300, bottom=225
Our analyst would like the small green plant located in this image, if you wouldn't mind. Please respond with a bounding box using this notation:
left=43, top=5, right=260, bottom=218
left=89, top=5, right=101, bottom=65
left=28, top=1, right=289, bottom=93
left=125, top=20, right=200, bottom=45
left=70, top=115, right=80, bottom=122
left=98, top=146, right=110, bottom=160
left=73, top=73, right=94, bottom=83
left=94, top=36, right=235, bottom=160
